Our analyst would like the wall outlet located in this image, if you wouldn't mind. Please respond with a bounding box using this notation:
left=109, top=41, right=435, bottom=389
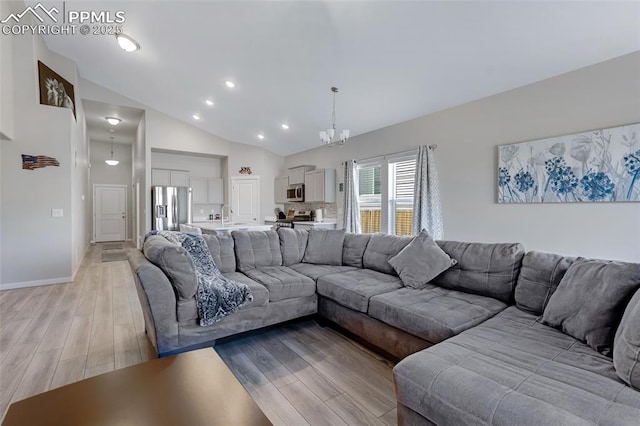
left=51, top=209, right=64, bottom=217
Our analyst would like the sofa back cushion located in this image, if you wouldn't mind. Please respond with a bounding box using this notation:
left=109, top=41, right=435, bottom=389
left=542, top=258, right=640, bottom=356
left=278, top=228, right=309, bottom=266
left=143, top=235, right=197, bottom=300
left=232, top=230, right=282, bottom=272
left=514, top=251, right=575, bottom=315
left=614, top=289, right=640, bottom=390
left=432, top=241, right=525, bottom=304
left=363, top=234, right=413, bottom=275
left=202, top=233, right=236, bottom=273
left=342, top=233, right=371, bottom=268
left=303, top=229, right=346, bottom=266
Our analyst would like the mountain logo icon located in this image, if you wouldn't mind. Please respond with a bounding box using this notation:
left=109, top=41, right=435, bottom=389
left=1, top=3, right=59, bottom=24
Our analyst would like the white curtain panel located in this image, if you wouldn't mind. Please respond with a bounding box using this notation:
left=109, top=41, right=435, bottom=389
left=413, top=145, right=444, bottom=239
left=343, top=159, right=361, bottom=233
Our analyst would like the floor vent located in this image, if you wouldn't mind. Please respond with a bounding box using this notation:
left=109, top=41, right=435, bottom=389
left=102, top=252, right=128, bottom=262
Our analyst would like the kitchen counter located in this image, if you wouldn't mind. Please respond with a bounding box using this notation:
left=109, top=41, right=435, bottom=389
left=293, top=221, right=337, bottom=230
left=191, top=221, right=273, bottom=234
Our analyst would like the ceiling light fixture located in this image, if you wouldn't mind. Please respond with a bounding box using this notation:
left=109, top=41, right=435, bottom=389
left=257, top=134, right=265, bottom=140
left=281, top=123, right=289, bottom=130
left=205, top=99, right=214, bottom=106
left=105, top=116, right=121, bottom=126
left=225, top=80, right=235, bottom=88
left=105, top=137, right=119, bottom=166
left=192, top=114, right=200, bottom=120
left=319, top=87, right=349, bottom=147
left=115, top=34, right=140, bottom=52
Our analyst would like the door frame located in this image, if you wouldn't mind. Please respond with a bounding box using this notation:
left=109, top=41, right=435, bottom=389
left=93, top=184, right=128, bottom=242
left=230, top=176, right=260, bottom=224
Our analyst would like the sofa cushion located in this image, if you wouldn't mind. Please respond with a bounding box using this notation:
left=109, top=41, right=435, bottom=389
left=362, top=234, right=413, bottom=275
left=243, top=266, right=315, bottom=302
left=542, top=258, right=640, bottom=356
left=369, top=286, right=506, bottom=343
left=432, top=240, right=525, bottom=304
left=316, top=269, right=403, bottom=313
left=202, top=233, right=236, bottom=273
left=514, top=251, right=575, bottom=315
left=393, top=306, right=640, bottom=426
left=277, top=228, right=309, bottom=266
left=302, top=229, right=346, bottom=266
left=388, top=230, right=456, bottom=289
left=614, top=289, right=640, bottom=390
left=232, top=230, right=282, bottom=272
left=176, top=272, right=269, bottom=323
left=342, top=233, right=371, bottom=268
left=288, top=263, right=357, bottom=281
left=143, top=235, right=197, bottom=300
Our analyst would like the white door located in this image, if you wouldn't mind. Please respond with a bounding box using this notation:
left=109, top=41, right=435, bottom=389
left=231, top=177, right=259, bottom=224
left=95, top=185, right=126, bottom=242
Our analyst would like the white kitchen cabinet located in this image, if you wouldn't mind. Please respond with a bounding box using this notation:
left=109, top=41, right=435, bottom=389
left=288, top=165, right=315, bottom=185
left=152, top=169, right=190, bottom=187
left=304, top=171, right=316, bottom=202
left=305, top=169, right=336, bottom=203
left=207, top=178, right=224, bottom=204
left=274, top=176, right=289, bottom=204
left=190, top=177, right=208, bottom=204
left=191, top=177, right=224, bottom=204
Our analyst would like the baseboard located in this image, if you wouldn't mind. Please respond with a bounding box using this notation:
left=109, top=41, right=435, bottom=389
left=72, top=242, right=91, bottom=281
left=0, top=276, right=73, bottom=291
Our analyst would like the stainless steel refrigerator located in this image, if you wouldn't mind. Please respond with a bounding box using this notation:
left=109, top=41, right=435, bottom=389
left=151, top=186, right=192, bottom=231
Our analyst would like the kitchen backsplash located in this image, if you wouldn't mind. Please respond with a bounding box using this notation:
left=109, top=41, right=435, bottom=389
left=284, top=202, right=337, bottom=219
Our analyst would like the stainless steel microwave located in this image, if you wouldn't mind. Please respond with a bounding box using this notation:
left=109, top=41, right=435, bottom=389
left=286, top=184, right=304, bottom=202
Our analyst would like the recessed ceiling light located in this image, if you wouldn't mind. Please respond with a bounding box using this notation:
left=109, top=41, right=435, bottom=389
left=115, top=34, right=140, bottom=52
left=105, top=117, right=121, bottom=126
left=257, top=134, right=265, bottom=140
left=225, top=80, right=235, bottom=88
left=205, top=99, right=214, bottom=106
left=192, top=114, right=200, bottom=120
left=281, top=123, right=289, bottom=130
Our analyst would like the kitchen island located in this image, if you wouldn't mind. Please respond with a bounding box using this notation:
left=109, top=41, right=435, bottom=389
left=191, top=221, right=273, bottom=234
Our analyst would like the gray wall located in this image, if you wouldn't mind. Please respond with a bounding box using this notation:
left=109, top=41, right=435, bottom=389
left=286, top=52, right=640, bottom=262
left=0, top=1, right=89, bottom=287
left=90, top=139, right=133, bottom=240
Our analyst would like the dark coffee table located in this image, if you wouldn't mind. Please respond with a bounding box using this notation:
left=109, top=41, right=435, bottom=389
left=3, top=348, right=271, bottom=425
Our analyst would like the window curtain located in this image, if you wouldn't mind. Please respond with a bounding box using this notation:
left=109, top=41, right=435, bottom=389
left=413, top=145, right=443, bottom=239
left=343, top=160, right=361, bottom=233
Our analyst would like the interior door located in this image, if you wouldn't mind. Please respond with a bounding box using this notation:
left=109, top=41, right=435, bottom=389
left=231, top=177, right=259, bottom=224
left=95, top=185, right=126, bottom=242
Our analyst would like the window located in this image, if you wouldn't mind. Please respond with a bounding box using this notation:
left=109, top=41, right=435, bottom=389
left=358, top=163, right=382, bottom=233
left=357, top=153, right=416, bottom=236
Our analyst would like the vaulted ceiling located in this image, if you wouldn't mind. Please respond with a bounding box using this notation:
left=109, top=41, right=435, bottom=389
left=36, top=1, right=640, bottom=156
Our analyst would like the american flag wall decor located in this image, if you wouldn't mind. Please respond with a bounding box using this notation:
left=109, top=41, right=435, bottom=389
left=22, top=155, right=60, bottom=170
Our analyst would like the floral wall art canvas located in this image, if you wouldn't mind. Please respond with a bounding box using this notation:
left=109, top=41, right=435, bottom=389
left=498, top=123, right=640, bottom=203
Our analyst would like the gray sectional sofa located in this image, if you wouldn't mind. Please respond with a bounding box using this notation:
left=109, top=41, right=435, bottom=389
left=128, top=228, right=640, bottom=425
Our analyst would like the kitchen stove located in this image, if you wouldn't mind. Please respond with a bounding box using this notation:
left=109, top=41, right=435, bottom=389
left=275, top=210, right=313, bottom=229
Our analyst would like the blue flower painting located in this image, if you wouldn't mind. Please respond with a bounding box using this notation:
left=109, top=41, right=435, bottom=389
left=498, top=123, right=640, bottom=203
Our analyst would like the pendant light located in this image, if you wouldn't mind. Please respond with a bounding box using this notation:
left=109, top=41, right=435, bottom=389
left=319, top=87, right=349, bottom=147
left=105, top=137, right=119, bottom=166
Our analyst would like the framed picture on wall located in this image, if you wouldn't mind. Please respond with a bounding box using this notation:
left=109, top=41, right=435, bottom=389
left=37, top=60, right=76, bottom=119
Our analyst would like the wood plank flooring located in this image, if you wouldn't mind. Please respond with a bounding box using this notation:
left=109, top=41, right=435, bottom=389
left=0, top=243, right=398, bottom=425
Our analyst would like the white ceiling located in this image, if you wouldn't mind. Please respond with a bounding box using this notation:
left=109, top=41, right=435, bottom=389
left=84, top=99, right=143, bottom=144
left=37, top=1, right=640, bottom=156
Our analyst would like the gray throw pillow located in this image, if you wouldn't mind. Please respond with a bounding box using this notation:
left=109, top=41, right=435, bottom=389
left=388, top=230, right=456, bottom=289
left=542, top=258, right=640, bottom=356
left=302, top=229, right=346, bottom=266
left=614, top=289, right=640, bottom=390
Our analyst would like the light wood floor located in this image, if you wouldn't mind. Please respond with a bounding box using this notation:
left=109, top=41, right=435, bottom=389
left=0, top=243, right=398, bottom=425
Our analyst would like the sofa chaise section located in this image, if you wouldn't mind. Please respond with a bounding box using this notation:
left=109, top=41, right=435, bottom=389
left=394, top=306, right=640, bottom=425
left=393, top=249, right=640, bottom=425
